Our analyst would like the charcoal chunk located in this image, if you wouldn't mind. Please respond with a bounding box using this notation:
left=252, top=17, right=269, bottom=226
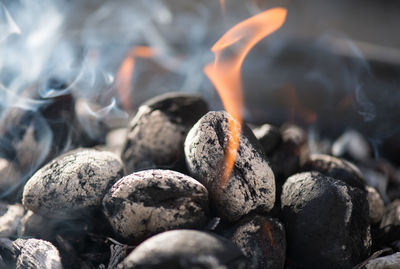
left=22, top=148, right=125, bottom=219
left=184, top=111, right=275, bottom=222
left=118, top=229, right=246, bottom=269
left=366, top=252, right=400, bottom=269
left=366, top=186, right=384, bottom=225
left=252, top=124, right=282, bottom=155
left=121, top=92, right=208, bottom=173
left=281, top=172, right=371, bottom=268
left=381, top=200, right=400, bottom=228
left=302, top=153, right=366, bottom=189
left=13, top=238, right=63, bottom=269
left=102, top=169, right=209, bottom=243
left=229, top=215, right=286, bottom=269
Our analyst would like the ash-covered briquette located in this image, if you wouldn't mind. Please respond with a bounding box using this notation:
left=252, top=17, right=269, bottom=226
left=11, top=238, right=63, bottom=269
left=302, top=153, right=366, bottom=189
left=118, top=229, right=247, bottom=269
left=121, top=92, right=208, bottom=173
left=22, top=148, right=125, bottom=219
left=102, top=169, right=209, bottom=244
left=252, top=124, right=282, bottom=155
left=380, top=199, right=400, bottom=228
left=184, top=111, right=275, bottom=222
left=366, top=186, right=385, bottom=225
left=365, top=252, right=400, bottom=269
left=228, top=215, right=286, bottom=269
left=268, top=124, right=308, bottom=211
left=0, top=202, right=24, bottom=238
left=281, top=172, right=371, bottom=268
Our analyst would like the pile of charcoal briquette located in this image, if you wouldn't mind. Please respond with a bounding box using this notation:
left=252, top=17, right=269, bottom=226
left=1, top=92, right=400, bottom=269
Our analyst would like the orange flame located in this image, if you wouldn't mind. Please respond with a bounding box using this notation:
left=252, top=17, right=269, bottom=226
left=219, top=0, right=226, bottom=15
left=204, top=8, right=287, bottom=186
left=116, top=46, right=157, bottom=111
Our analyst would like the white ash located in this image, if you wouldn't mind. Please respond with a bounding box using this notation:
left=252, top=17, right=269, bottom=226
left=366, top=252, right=400, bottom=269
left=13, top=238, right=63, bottom=269
left=103, top=169, right=209, bottom=243
left=121, top=92, right=208, bottom=173
left=22, top=148, right=125, bottom=219
left=184, top=111, right=275, bottom=222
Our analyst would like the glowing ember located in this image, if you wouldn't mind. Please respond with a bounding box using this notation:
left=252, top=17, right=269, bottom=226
left=204, top=8, right=287, bottom=186
left=116, top=46, right=157, bottom=111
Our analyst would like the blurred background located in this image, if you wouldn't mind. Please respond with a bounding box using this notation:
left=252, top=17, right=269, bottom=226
left=1, top=0, right=400, bottom=164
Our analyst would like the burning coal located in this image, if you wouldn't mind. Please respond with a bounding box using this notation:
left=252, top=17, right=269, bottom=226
left=204, top=7, right=287, bottom=185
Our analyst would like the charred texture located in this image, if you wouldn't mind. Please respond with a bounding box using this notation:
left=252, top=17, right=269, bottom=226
left=102, top=169, right=209, bottom=244
left=227, top=214, right=286, bottom=269
left=121, top=92, right=208, bottom=174
left=281, top=172, right=371, bottom=268
left=118, top=230, right=247, bottom=269
left=22, top=148, right=125, bottom=219
left=184, top=111, right=275, bottom=222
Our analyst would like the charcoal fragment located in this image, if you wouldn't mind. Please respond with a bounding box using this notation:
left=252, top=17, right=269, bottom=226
left=281, top=172, right=371, bottom=268
left=0, top=202, right=24, bottom=238
left=118, top=229, right=247, bottom=269
left=13, top=238, right=63, bottom=269
left=102, top=169, right=209, bottom=243
left=252, top=124, right=282, bottom=155
left=184, top=111, right=275, bottom=222
left=121, top=92, right=208, bottom=173
left=366, top=186, right=385, bottom=224
left=22, top=148, right=125, bottom=219
left=366, top=252, right=400, bottom=269
left=302, top=153, right=366, bottom=189
left=269, top=124, right=308, bottom=180
left=381, top=199, right=400, bottom=228
left=229, top=215, right=286, bottom=269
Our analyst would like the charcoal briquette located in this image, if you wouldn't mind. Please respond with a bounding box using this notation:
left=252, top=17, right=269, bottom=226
left=366, top=186, right=385, bottom=225
left=184, top=111, right=275, bottom=222
left=121, top=92, right=208, bottom=173
left=12, top=238, right=63, bottom=269
left=118, top=229, right=247, bottom=269
left=302, top=153, right=366, bottom=189
left=281, top=172, right=371, bottom=268
left=22, top=148, right=125, bottom=219
left=229, top=215, right=286, bottom=269
left=102, top=169, right=209, bottom=244
left=252, top=124, right=282, bottom=155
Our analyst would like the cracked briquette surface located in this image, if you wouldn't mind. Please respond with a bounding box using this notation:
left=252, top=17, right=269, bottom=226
left=102, top=169, right=209, bottom=244
left=22, top=148, right=125, bottom=219
left=281, top=171, right=371, bottom=268
left=118, top=229, right=246, bottom=269
left=184, top=111, right=275, bottom=222
left=121, top=92, right=208, bottom=173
